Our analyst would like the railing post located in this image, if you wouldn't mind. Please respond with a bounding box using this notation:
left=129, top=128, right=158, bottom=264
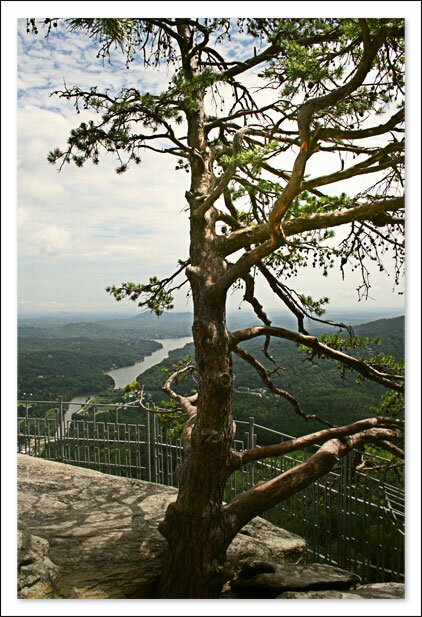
left=248, top=416, right=256, bottom=486
left=151, top=407, right=157, bottom=483
left=24, top=403, right=30, bottom=454
left=58, top=396, right=65, bottom=462
left=146, top=404, right=152, bottom=482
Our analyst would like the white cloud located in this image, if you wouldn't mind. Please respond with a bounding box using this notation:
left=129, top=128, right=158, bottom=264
left=34, top=225, right=73, bottom=256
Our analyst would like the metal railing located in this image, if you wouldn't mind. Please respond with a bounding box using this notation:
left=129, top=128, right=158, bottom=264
left=17, top=398, right=404, bottom=583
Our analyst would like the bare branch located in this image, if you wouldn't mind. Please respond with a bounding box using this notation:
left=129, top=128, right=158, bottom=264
left=232, top=344, right=335, bottom=428
left=162, top=365, right=198, bottom=418
left=193, top=127, right=251, bottom=218
left=231, top=416, right=404, bottom=468
left=257, top=263, right=308, bottom=334
left=241, top=271, right=272, bottom=326
left=136, top=387, right=184, bottom=415
left=303, top=143, right=404, bottom=192
left=230, top=325, right=404, bottom=392
left=318, top=108, right=404, bottom=141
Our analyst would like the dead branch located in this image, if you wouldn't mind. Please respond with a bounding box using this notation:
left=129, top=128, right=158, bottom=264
left=232, top=344, right=334, bottom=428
left=162, top=365, right=198, bottom=418
left=241, top=271, right=272, bottom=326
left=230, top=325, right=404, bottom=393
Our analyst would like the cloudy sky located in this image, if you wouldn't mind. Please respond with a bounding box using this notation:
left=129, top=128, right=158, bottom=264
left=5, top=4, right=420, bottom=318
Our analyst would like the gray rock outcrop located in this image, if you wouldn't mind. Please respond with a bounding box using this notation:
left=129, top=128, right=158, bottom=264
left=17, top=454, right=306, bottom=599
left=228, top=518, right=306, bottom=567
left=230, top=561, right=361, bottom=598
left=278, top=582, right=405, bottom=599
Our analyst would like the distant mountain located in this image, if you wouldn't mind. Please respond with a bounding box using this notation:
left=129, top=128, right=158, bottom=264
left=18, top=310, right=405, bottom=341
left=353, top=315, right=404, bottom=337
left=100, top=311, right=193, bottom=337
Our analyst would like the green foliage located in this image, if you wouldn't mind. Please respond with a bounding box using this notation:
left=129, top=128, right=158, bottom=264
left=44, top=408, right=58, bottom=420
left=297, top=294, right=330, bottom=317
left=367, top=353, right=404, bottom=416
left=287, top=192, right=352, bottom=219
left=156, top=400, right=186, bottom=440
left=220, top=140, right=280, bottom=175
left=106, top=278, right=175, bottom=315
left=312, top=333, right=381, bottom=354
left=170, top=69, right=226, bottom=113
left=259, top=18, right=404, bottom=122
left=160, top=354, right=193, bottom=379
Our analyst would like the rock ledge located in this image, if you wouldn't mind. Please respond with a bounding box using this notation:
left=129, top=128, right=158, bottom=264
left=18, top=455, right=305, bottom=599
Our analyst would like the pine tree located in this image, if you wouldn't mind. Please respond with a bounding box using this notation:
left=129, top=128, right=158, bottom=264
left=29, top=18, right=404, bottom=598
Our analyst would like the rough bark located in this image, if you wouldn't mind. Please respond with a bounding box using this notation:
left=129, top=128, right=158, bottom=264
left=157, top=245, right=235, bottom=598
left=156, top=23, right=236, bottom=598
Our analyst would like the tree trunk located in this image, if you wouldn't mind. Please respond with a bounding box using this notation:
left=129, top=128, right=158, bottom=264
left=157, top=253, right=237, bottom=597
left=156, top=25, right=240, bottom=597
left=157, top=495, right=233, bottom=598
left=156, top=160, right=238, bottom=598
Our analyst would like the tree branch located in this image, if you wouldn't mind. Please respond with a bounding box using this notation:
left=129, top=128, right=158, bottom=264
left=225, top=425, right=403, bottom=533
left=318, top=108, right=404, bottom=141
left=230, top=325, right=404, bottom=392
left=241, top=271, right=272, bottom=326
left=256, top=263, right=308, bottom=334
left=262, top=29, right=389, bottom=242
left=217, top=196, right=404, bottom=259
left=232, top=344, right=335, bottom=428
left=193, top=127, right=251, bottom=218
left=302, top=143, right=404, bottom=191
left=231, top=416, right=404, bottom=468
left=162, top=365, right=198, bottom=418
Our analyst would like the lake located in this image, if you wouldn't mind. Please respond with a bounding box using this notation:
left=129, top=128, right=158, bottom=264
left=105, top=337, right=193, bottom=389
left=64, top=395, right=92, bottom=424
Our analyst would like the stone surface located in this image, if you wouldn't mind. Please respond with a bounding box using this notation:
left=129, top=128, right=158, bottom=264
left=18, top=454, right=306, bottom=599
left=228, top=517, right=306, bottom=568
left=230, top=561, right=361, bottom=598
left=18, top=455, right=176, bottom=599
left=278, top=590, right=363, bottom=599
left=353, top=582, right=405, bottom=599
left=18, top=529, right=60, bottom=599
left=278, top=582, right=405, bottom=599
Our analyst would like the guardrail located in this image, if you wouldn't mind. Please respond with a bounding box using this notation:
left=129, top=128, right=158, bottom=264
left=17, top=398, right=404, bottom=583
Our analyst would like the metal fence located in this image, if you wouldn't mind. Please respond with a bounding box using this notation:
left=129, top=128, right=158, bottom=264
left=17, top=398, right=404, bottom=583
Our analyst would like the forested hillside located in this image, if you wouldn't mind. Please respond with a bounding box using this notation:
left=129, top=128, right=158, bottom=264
left=139, top=316, right=404, bottom=438
left=18, top=335, right=161, bottom=401
left=17, top=313, right=404, bottom=438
